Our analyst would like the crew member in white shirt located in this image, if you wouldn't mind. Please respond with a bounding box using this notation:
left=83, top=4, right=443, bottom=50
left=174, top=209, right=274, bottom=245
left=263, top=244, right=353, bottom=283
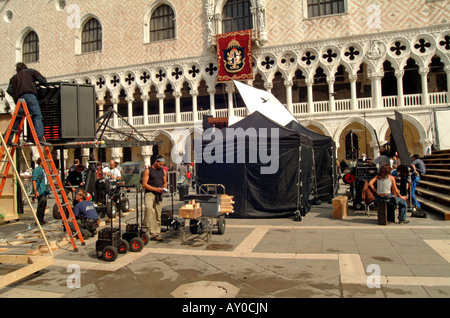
left=102, top=160, right=122, bottom=181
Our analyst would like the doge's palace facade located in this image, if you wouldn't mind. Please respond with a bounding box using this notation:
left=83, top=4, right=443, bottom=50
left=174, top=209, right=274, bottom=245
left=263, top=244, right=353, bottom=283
left=0, top=0, right=449, bottom=167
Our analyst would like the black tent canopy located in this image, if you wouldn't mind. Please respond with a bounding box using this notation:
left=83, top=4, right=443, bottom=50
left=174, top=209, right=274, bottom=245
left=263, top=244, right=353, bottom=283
left=286, top=120, right=336, bottom=204
left=195, top=111, right=336, bottom=218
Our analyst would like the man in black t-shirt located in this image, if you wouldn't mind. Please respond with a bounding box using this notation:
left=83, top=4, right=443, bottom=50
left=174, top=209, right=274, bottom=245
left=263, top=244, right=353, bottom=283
left=142, top=155, right=167, bottom=241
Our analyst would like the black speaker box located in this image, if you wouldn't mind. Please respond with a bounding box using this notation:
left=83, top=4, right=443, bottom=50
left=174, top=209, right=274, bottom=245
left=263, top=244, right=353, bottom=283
left=34, top=82, right=96, bottom=142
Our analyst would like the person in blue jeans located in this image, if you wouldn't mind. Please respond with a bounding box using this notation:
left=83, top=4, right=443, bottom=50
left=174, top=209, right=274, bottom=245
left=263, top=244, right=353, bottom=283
left=32, top=157, right=50, bottom=225
left=5, top=62, right=49, bottom=146
left=410, top=154, right=426, bottom=209
left=369, top=164, right=409, bottom=224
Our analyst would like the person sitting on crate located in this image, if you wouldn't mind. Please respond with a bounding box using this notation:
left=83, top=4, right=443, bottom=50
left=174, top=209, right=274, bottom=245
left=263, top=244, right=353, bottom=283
left=368, top=164, right=409, bottom=224
left=142, top=155, right=168, bottom=242
left=71, top=190, right=99, bottom=237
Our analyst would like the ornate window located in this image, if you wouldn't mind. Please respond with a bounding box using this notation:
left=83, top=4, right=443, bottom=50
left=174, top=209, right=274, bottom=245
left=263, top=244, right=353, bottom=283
left=222, top=0, right=253, bottom=33
left=22, top=31, right=39, bottom=63
left=150, top=4, right=175, bottom=42
left=307, top=0, right=346, bottom=18
left=81, top=18, right=102, bottom=53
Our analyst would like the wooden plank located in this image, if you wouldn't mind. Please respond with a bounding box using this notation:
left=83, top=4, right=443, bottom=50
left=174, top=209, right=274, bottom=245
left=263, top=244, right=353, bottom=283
left=0, top=255, right=31, bottom=264
left=0, top=255, right=53, bottom=289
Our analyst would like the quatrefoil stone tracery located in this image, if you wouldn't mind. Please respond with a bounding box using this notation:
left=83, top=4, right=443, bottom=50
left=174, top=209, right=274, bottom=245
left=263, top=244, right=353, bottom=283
left=261, top=56, right=275, bottom=70
left=125, top=73, right=135, bottom=85
left=344, top=46, right=360, bottom=61
left=205, top=63, right=217, bottom=76
left=390, top=41, right=407, bottom=56
left=439, top=35, right=450, bottom=51
left=322, top=49, right=338, bottom=63
left=96, top=77, right=105, bottom=89
left=171, top=67, right=183, bottom=80
left=414, top=38, right=432, bottom=54
left=301, top=51, right=316, bottom=66
left=140, top=71, right=150, bottom=84
left=280, top=53, right=296, bottom=69
left=188, top=65, right=200, bottom=78
left=155, top=69, right=166, bottom=82
left=110, top=75, right=120, bottom=87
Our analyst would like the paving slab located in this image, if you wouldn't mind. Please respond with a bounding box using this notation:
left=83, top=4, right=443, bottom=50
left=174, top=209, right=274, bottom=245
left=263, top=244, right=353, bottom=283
left=1, top=186, right=450, bottom=308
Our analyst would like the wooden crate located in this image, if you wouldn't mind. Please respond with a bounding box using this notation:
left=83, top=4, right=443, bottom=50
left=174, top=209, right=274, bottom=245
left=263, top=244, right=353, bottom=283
left=332, top=196, right=348, bottom=219
left=220, top=195, right=234, bottom=214
left=179, top=207, right=202, bottom=219
left=179, top=200, right=202, bottom=219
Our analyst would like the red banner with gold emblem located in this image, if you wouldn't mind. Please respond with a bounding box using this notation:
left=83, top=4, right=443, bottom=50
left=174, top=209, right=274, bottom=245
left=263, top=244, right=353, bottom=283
left=216, top=29, right=253, bottom=82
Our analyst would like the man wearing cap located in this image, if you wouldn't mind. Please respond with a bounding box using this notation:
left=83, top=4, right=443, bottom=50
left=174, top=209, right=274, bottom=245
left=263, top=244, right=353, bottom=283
left=142, top=155, right=167, bottom=241
left=71, top=190, right=99, bottom=237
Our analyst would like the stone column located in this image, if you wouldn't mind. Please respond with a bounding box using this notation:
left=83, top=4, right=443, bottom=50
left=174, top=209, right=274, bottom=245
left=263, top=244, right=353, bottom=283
left=208, top=88, right=216, bottom=117
left=225, top=83, right=234, bottom=116
left=111, top=97, right=119, bottom=127
left=264, top=82, right=273, bottom=93
left=368, top=73, right=383, bottom=109
left=306, top=79, right=314, bottom=113
left=96, top=100, right=106, bottom=118
left=395, top=70, right=405, bottom=107
left=157, top=93, right=165, bottom=124
left=349, top=75, right=357, bottom=111
left=191, top=89, right=199, bottom=122
left=285, top=80, right=293, bottom=113
left=327, top=77, right=335, bottom=112
left=142, top=95, right=149, bottom=125
left=445, top=66, right=450, bottom=104
left=111, top=147, right=123, bottom=165
left=141, top=145, right=153, bottom=168
left=126, top=97, right=134, bottom=125
left=174, top=91, right=181, bottom=123
left=420, top=68, right=429, bottom=106
left=81, top=148, right=90, bottom=167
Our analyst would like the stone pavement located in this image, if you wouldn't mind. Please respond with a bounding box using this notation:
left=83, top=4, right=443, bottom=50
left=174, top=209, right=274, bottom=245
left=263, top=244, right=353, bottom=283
left=1, top=184, right=450, bottom=304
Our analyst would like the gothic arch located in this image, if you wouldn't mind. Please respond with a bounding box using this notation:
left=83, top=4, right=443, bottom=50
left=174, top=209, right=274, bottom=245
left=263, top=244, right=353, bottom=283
left=379, top=113, right=427, bottom=148
left=15, top=27, right=39, bottom=63
left=301, top=119, right=332, bottom=137
left=334, top=116, right=378, bottom=150
left=143, top=0, right=177, bottom=44
left=74, top=14, right=102, bottom=54
left=215, top=0, right=257, bottom=14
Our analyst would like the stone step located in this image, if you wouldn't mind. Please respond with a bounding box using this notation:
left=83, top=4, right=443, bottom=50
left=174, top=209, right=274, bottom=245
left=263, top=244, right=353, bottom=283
left=424, top=163, right=450, bottom=170
left=418, top=180, right=450, bottom=195
left=426, top=169, right=450, bottom=177
left=427, top=149, right=450, bottom=156
left=422, top=174, right=450, bottom=184
left=417, top=187, right=450, bottom=206
left=417, top=197, right=450, bottom=221
left=423, top=158, right=450, bottom=164
left=415, top=151, right=450, bottom=220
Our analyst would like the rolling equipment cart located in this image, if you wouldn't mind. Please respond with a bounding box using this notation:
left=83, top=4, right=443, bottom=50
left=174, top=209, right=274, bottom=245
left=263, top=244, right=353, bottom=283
left=180, top=184, right=233, bottom=242
left=122, top=186, right=149, bottom=251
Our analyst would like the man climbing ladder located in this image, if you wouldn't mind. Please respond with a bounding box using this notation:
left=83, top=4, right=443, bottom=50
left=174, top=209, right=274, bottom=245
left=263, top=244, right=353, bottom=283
left=0, top=99, right=85, bottom=251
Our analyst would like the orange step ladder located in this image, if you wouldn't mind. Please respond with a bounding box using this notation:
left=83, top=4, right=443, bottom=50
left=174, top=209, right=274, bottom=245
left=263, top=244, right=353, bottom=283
left=0, top=99, right=85, bottom=251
